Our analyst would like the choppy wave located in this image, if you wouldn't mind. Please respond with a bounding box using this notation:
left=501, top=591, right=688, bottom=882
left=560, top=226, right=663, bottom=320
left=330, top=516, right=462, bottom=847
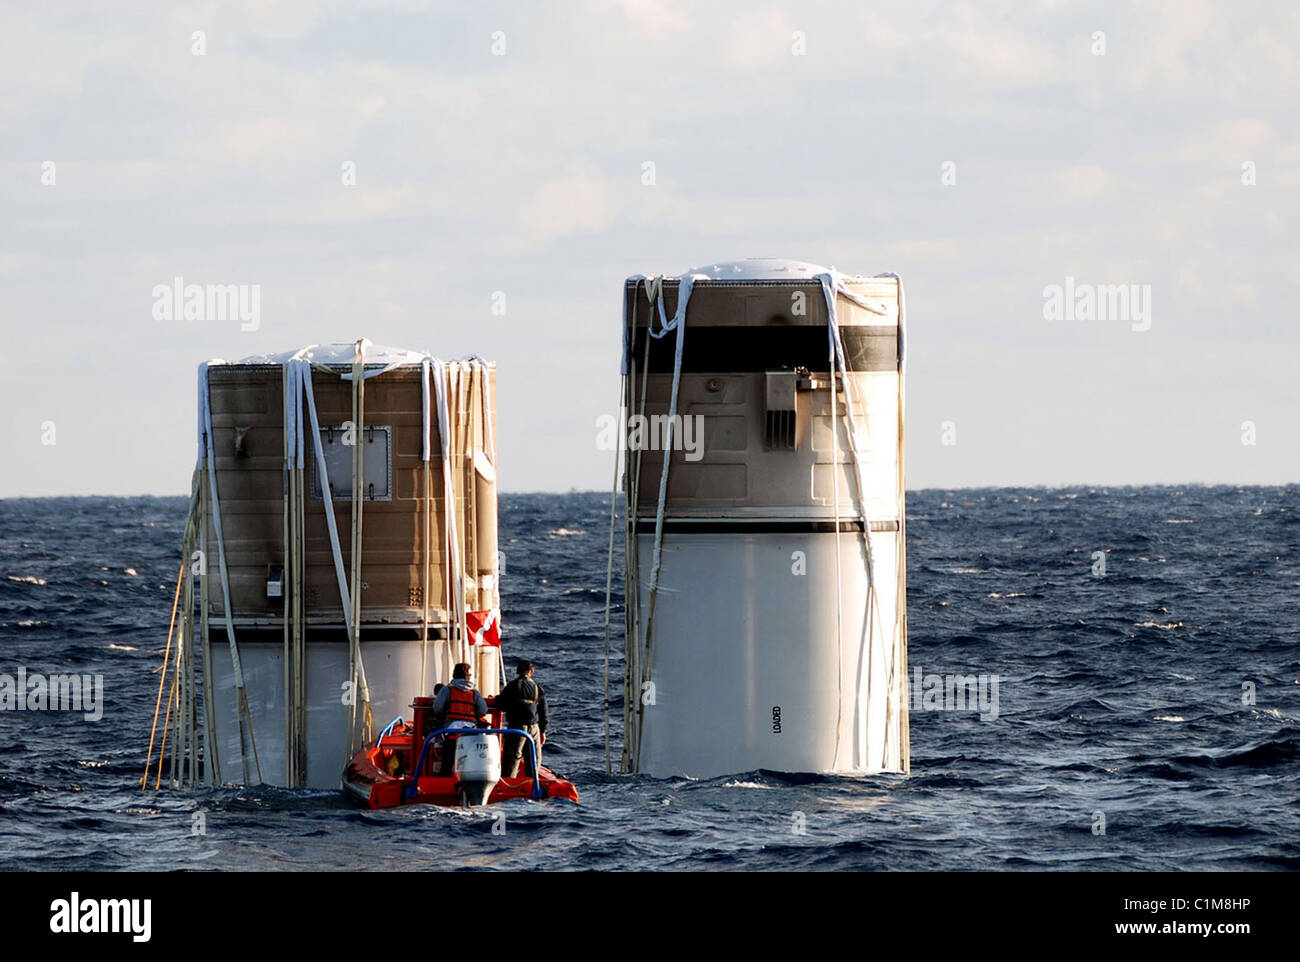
left=0, top=487, right=1297, bottom=871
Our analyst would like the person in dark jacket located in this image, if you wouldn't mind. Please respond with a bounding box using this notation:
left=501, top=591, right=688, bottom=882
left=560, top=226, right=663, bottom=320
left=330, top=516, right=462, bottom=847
left=494, top=660, right=549, bottom=778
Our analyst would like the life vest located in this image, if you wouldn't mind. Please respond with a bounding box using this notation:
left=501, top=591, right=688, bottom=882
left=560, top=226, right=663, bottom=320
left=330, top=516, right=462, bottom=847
left=445, top=685, right=484, bottom=725
left=504, top=678, right=540, bottom=727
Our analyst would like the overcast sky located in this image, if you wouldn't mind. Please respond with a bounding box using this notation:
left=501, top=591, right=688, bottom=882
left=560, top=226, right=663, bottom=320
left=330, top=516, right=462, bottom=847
left=2, top=0, right=1296, bottom=497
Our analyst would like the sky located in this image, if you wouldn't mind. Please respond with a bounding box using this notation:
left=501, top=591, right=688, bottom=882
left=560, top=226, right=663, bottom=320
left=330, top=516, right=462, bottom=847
left=1, top=0, right=1297, bottom=496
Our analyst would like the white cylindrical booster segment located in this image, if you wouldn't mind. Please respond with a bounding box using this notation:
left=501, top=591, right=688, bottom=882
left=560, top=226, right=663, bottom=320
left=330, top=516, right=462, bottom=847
left=635, top=530, right=903, bottom=776
left=623, top=262, right=907, bottom=778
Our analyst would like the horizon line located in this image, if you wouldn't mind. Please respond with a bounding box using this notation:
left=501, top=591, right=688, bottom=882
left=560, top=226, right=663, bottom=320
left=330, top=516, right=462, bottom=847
left=2, top=479, right=1296, bottom=501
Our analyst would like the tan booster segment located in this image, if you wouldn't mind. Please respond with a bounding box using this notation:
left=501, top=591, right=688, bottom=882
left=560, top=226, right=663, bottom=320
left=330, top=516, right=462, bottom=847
left=149, top=341, right=500, bottom=789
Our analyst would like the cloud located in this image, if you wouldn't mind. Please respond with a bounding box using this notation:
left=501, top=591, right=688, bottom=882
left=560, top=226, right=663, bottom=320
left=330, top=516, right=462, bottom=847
left=611, top=0, right=689, bottom=36
left=515, top=171, right=618, bottom=245
left=3, top=0, right=1300, bottom=493
left=723, top=9, right=799, bottom=68
left=1053, top=164, right=1117, bottom=202
left=931, top=4, right=1058, bottom=88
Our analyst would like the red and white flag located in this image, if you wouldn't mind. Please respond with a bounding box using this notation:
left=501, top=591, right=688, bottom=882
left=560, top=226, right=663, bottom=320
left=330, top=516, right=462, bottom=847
left=466, top=609, right=500, bottom=647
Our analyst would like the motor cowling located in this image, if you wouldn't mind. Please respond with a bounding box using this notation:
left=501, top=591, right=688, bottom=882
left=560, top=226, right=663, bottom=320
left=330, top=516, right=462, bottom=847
left=453, top=732, right=501, bottom=806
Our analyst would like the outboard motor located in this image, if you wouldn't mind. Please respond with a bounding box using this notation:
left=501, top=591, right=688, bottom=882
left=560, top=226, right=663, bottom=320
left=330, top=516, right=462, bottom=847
left=453, top=732, right=501, bottom=806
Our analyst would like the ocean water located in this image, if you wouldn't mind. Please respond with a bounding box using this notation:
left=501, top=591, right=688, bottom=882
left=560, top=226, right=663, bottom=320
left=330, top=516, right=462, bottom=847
left=0, top=487, right=1297, bottom=872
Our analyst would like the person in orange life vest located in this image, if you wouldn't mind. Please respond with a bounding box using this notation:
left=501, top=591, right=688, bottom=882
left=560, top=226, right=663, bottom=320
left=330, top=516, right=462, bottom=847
left=431, top=663, right=489, bottom=775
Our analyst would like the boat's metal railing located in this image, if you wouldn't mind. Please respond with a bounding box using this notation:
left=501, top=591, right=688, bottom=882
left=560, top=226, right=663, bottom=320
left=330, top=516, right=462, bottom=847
left=376, top=715, right=405, bottom=748
left=408, top=728, right=543, bottom=801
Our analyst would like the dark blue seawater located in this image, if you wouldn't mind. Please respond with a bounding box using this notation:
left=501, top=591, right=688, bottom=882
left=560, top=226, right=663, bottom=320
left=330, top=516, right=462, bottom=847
left=1, top=488, right=1297, bottom=871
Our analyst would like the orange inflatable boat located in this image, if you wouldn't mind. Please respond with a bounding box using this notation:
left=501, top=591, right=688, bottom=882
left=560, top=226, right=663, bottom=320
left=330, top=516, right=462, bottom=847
left=342, top=696, right=578, bottom=808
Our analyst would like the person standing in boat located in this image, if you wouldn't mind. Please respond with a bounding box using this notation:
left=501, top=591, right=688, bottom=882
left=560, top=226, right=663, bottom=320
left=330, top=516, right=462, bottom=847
left=494, top=660, right=549, bottom=778
left=431, top=663, right=489, bottom=774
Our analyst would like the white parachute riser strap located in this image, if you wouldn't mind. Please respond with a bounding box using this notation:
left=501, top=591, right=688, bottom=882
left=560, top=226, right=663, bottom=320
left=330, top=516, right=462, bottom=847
left=839, top=271, right=906, bottom=770
left=626, top=307, right=653, bottom=770
left=196, top=447, right=220, bottom=785
left=846, top=273, right=907, bottom=769
left=817, top=272, right=894, bottom=771
left=295, top=357, right=373, bottom=743
left=625, top=289, right=657, bottom=770
left=427, top=356, right=464, bottom=673
left=181, top=472, right=202, bottom=786
left=480, top=361, right=503, bottom=695
left=608, top=285, right=642, bottom=772
left=420, top=358, right=433, bottom=691
left=299, top=361, right=359, bottom=655
left=280, top=354, right=310, bottom=785
left=419, top=357, right=464, bottom=688
left=420, top=459, right=431, bottom=686
left=837, top=332, right=881, bottom=771
left=199, top=363, right=261, bottom=785
left=481, top=360, right=495, bottom=467
left=881, top=272, right=908, bottom=771
left=348, top=341, right=368, bottom=748
left=281, top=363, right=292, bottom=785
left=455, top=364, right=466, bottom=666
left=636, top=274, right=698, bottom=767
left=602, top=369, right=625, bottom=775
left=816, top=273, right=878, bottom=584
left=293, top=358, right=307, bottom=779
left=829, top=336, right=847, bottom=769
